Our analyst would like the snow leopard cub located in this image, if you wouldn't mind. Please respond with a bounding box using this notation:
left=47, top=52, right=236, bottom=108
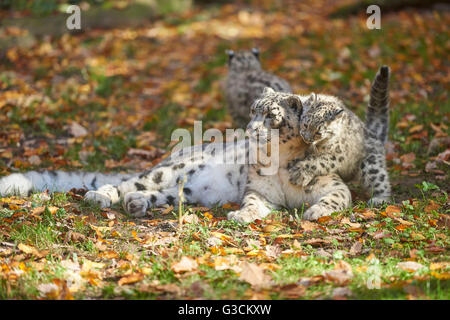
left=288, top=66, right=391, bottom=205
left=225, top=48, right=292, bottom=128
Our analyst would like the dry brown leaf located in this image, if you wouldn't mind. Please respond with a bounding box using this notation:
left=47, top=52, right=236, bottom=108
left=323, top=260, right=353, bottom=285
left=341, top=217, right=361, bottom=228
left=300, top=220, right=320, bottom=232
left=68, top=122, right=88, bottom=137
left=239, top=262, right=272, bottom=289
left=424, top=200, right=440, bottom=213
left=65, top=231, right=87, bottom=243
left=182, top=214, right=200, bottom=224
left=264, top=245, right=281, bottom=260
left=171, top=256, right=198, bottom=273
left=349, top=241, right=362, bottom=255
left=279, top=283, right=306, bottom=299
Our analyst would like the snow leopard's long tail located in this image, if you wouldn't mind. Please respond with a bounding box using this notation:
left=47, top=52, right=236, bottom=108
left=365, top=65, right=390, bottom=143
left=0, top=171, right=135, bottom=196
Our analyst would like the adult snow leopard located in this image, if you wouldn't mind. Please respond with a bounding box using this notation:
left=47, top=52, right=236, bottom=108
left=0, top=88, right=351, bottom=221
left=288, top=66, right=391, bottom=205
left=224, top=48, right=292, bottom=128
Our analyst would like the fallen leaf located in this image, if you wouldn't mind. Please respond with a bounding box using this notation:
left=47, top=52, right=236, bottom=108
left=18, top=243, right=41, bottom=257
left=68, top=122, right=88, bottom=137
left=65, top=231, right=87, bottom=243
left=118, top=273, right=144, bottom=286
left=323, top=260, right=353, bottom=285
left=264, top=245, right=281, bottom=260
left=349, top=241, right=362, bottom=255
left=332, top=287, right=353, bottom=299
left=300, top=220, right=320, bottom=232
left=171, top=256, right=198, bottom=273
left=239, top=262, right=272, bottom=289
left=400, top=152, right=416, bottom=164
left=341, top=217, right=361, bottom=228
left=279, top=283, right=306, bottom=299
left=397, top=261, right=424, bottom=272
left=385, top=205, right=402, bottom=216
left=424, top=200, right=440, bottom=213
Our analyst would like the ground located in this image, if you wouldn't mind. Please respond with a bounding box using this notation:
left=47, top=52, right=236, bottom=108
left=0, top=0, right=448, bottom=299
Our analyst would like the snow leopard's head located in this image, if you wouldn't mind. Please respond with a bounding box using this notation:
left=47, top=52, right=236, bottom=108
left=299, top=93, right=344, bottom=145
left=246, top=87, right=303, bottom=143
left=226, top=48, right=261, bottom=72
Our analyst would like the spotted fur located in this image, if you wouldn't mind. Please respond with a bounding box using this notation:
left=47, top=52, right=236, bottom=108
left=288, top=66, right=392, bottom=205
left=0, top=87, right=352, bottom=221
left=224, top=49, right=292, bottom=128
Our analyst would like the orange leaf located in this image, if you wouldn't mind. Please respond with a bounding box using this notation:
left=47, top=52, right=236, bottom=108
left=317, top=216, right=332, bottom=224
left=385, top=205, right=402, bottom=216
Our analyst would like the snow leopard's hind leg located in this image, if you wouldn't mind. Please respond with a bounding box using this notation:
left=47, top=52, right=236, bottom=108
left=303, top=174, right=352, bottom=220
left=359, top=137, right=391, bottom=206
left=123, top=186, right=195, bottom=217
left=83, top=162, right=181, bottom=208
left=84, top=184, right=121, bottom=208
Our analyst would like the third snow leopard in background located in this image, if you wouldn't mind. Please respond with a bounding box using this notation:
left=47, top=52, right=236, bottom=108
left=224, top=48, right=292, bottom=128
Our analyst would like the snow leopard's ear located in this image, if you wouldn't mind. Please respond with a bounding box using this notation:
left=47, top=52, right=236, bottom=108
left=286, top=95, right=303, bottom=111
left=306, top=92, right=317, bottom=106
left=262, top=87, right=275, bottom=96
left=326, top=108, right=344, bottom=122
left=251, top=48, right=260, bottom=59
left=225, top=50, right=235, bottom=62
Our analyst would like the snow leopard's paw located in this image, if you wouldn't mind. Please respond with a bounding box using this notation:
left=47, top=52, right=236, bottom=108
left=288, top=167, right=313, bottom=187
left=303, top=204, right=332, bottom=221
left=227, top=208, right=259, bottom=223
left=123, top=192, right=148, bottom=217
left=84, top=191, right=112, bottom=208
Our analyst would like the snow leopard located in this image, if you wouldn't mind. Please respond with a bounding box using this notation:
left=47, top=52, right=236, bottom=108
left=288, top=66, right=391, bottom=205
left=0, top=88, right=352, bottom=221
left=224, top=48, right=292, bottom=128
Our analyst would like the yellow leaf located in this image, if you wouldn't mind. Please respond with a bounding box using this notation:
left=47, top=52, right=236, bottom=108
left=263, top=224, right=283, bottom=232
left=411, top=232, right=426, bottom=241
left=18, top=243, right=41, bottom=257
left=430, top=262, right=449, bottom=271
left=431, top=272, right=450, bottom=280
left=118, top=273, right=144, bottom=286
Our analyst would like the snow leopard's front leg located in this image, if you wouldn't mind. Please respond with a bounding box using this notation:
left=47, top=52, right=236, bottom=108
left=288, top=152, right=336, bottom=187
left=227, top=166, right=283, bottom=223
